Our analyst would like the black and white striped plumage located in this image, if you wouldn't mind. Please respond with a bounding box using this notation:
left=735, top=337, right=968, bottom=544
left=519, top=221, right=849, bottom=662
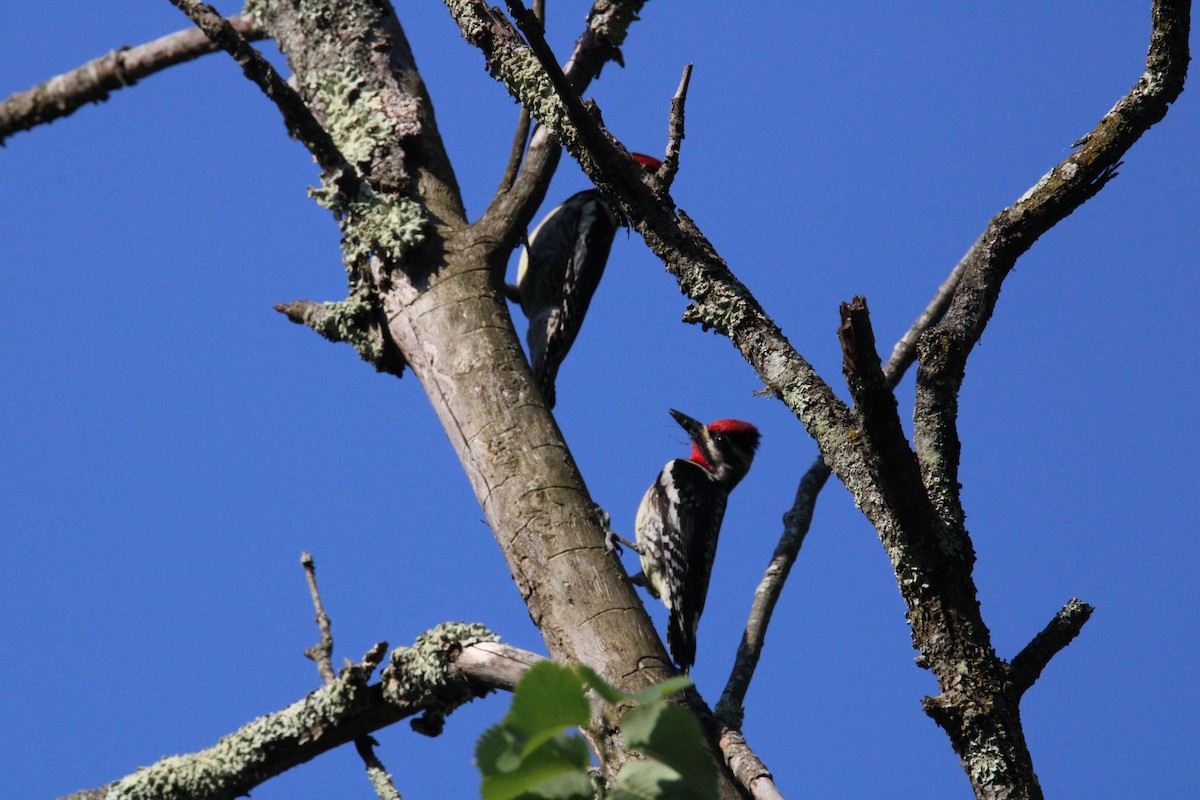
left=636, top=409, right=760, bottom=672
left=514, top=189, right=618, bottom=409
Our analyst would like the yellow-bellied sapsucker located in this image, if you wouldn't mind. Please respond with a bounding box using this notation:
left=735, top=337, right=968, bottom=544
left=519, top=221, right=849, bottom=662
left=508, top=154, right=661, bottom=409
left=634, top=409, right=760, bottom=672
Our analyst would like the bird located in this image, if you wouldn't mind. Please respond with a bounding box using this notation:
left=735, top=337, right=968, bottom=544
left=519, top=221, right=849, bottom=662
left=508, top=153, right=662, bottom=408
left=630, top=409, right=761, bottom=672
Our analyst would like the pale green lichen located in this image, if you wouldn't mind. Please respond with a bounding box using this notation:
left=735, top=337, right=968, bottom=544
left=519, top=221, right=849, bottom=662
left=104, top=671, right=368, bottom=800
left=309, top=179, right=426, bottom=266
left=303, top=70, right=392, bottom=169
left=382, top=622, right=500, bottom=737
left=313, top=289, right=384, bottom=362
left=967, top=740, right=1006, bottom=785
left=364, top=762, right=401, bottom=800
left=343, top=189, right=427, bottom=264
left=297, top=65, right=428, bottom=263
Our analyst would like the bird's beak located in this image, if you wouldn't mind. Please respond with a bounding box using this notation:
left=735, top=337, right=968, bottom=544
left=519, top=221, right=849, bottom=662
left=669, top=409, right=704, bottom=442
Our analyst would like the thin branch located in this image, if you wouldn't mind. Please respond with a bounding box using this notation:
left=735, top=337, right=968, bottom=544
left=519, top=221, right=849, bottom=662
left=493, top=0, right=543, bottom=196
left=505, top=0, right=646, bottom=191
left=883, top=246, right=972, bottom=385
left=356, top=737, right=404, bottom=800
left=65, top=626, right=509, bottom=800
left=1009, top=599, right=1094, bottom=698
left=497, top=108, right=533, bottom=195
left=660, top=63, right=692, bottom=191
left=275, top=299, right=407, bottom=378
left=716, top=463, right=830, bottom=726
left=0, top=13, right=263, bottom=144
left=913, top=0, right=1191, bottom=526
left=711, top=724, right=784, bottom=800
left=719, top=247, right=970, bottom=720
left=299, top=553, right=402, bottom=800
left=301, top=551, right=336, bottom=683
left=475, top=0, right=647, bottom=254
left=167, top=0, right=361, bottom=202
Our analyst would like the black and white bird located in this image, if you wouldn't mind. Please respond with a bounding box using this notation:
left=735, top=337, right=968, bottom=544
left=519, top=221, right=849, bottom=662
left=508, top=153, right=661, bottom=408
left=631, top=409, right=761, bottom=672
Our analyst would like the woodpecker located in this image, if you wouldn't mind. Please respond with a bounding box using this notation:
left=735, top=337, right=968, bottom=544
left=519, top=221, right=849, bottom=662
left=634, top=409, right=760, bottom=673
left=509, top=153, right=662, bottom=409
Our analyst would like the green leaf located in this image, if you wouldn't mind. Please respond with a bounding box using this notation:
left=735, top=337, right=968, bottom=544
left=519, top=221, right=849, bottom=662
left=512, top=771, right=595, bottom=800
left=476, top=723, right=523, bottom=777
left=576, top=664, right=633, bottom=704
left=507, top=661, right=591, bottom=758
left=627, top=676, right=692, bottom=704
left=619, top=702, right=717, bottom=800
left=613, top=760, right=689, bottom=800
left=481, top=733, right=592, bottom=800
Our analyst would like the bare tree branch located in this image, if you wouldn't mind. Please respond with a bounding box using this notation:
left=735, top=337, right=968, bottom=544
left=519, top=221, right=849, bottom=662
left=446, top=3, right=1190, bottom=798
left=0, top=13, right=263, bottom=144
left=167, top=0, right=360, bottom=201
left=883, top=247, right=972, bottom=383
left=62, top=625, right=506, bottom=800
left=710, top=722, right=785, bottom=800
left=493, top=0, right=542, bottom=196
left=913, top=0, right=1191, bottom=530
left=1009, top=599, right=1095, bottom=698
left=498, top=107, right=533, bottom=195
left=301, top=551, right=337, bottom=684
left=659, top=63, right=692, bottom=191
left=720, top=248, right=971, bottom=721
left=716, top=463, right=830, bottom=726
left=475, top=0, right=648, bottom=249
left=299, top=553, right=403, bottom=800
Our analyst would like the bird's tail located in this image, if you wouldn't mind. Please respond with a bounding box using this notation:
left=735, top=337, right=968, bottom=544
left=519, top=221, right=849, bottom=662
left=666, top=612, right=696, bottom=674
left=527, top=311, right=561, bottom=409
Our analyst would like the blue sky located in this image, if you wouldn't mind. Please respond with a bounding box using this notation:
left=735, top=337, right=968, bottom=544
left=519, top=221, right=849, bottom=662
left=3, top=3, right=1196, bottom=798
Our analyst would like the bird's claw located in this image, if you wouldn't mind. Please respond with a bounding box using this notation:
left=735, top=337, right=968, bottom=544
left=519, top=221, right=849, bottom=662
left=604, top=527, right=623, bottom=556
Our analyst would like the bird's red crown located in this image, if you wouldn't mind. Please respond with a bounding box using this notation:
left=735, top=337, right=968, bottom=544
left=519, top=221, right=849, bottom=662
left=688, top=419, right=759, bottom=469
left=632, top=153, right=663, bottom=170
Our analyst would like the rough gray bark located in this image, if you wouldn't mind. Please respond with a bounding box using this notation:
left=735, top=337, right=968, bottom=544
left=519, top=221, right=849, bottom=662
left=239, top=0, right=719, bottom=788
left=13, top=1, right=1190, bottom=799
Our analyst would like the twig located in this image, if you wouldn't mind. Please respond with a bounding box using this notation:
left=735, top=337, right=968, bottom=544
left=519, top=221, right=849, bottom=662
left=882, top=246, right=972, bottom=385
left=299, top=552, right=402, bottom=800
left=471, top=0, right=644, bottom=283
left=502, top=0, right=654, bottom=196
left=167, top=0, right=360, bottom=202
left=0, top=13, right=263, bottom=144
left=300, top=552, right=336, bottom=683
left=506, top=1, right=618, bottom=181
left=912, top=0, right=1191, bottom=528
left=494, top=0, right=543, bottom=195
left=716, top=462, right=830, bottom=725
left=498, top=108, right=533, bottom=195
left=356, top=737, right=404, bottom=800
left=660, top=64, right=692, bottom=191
